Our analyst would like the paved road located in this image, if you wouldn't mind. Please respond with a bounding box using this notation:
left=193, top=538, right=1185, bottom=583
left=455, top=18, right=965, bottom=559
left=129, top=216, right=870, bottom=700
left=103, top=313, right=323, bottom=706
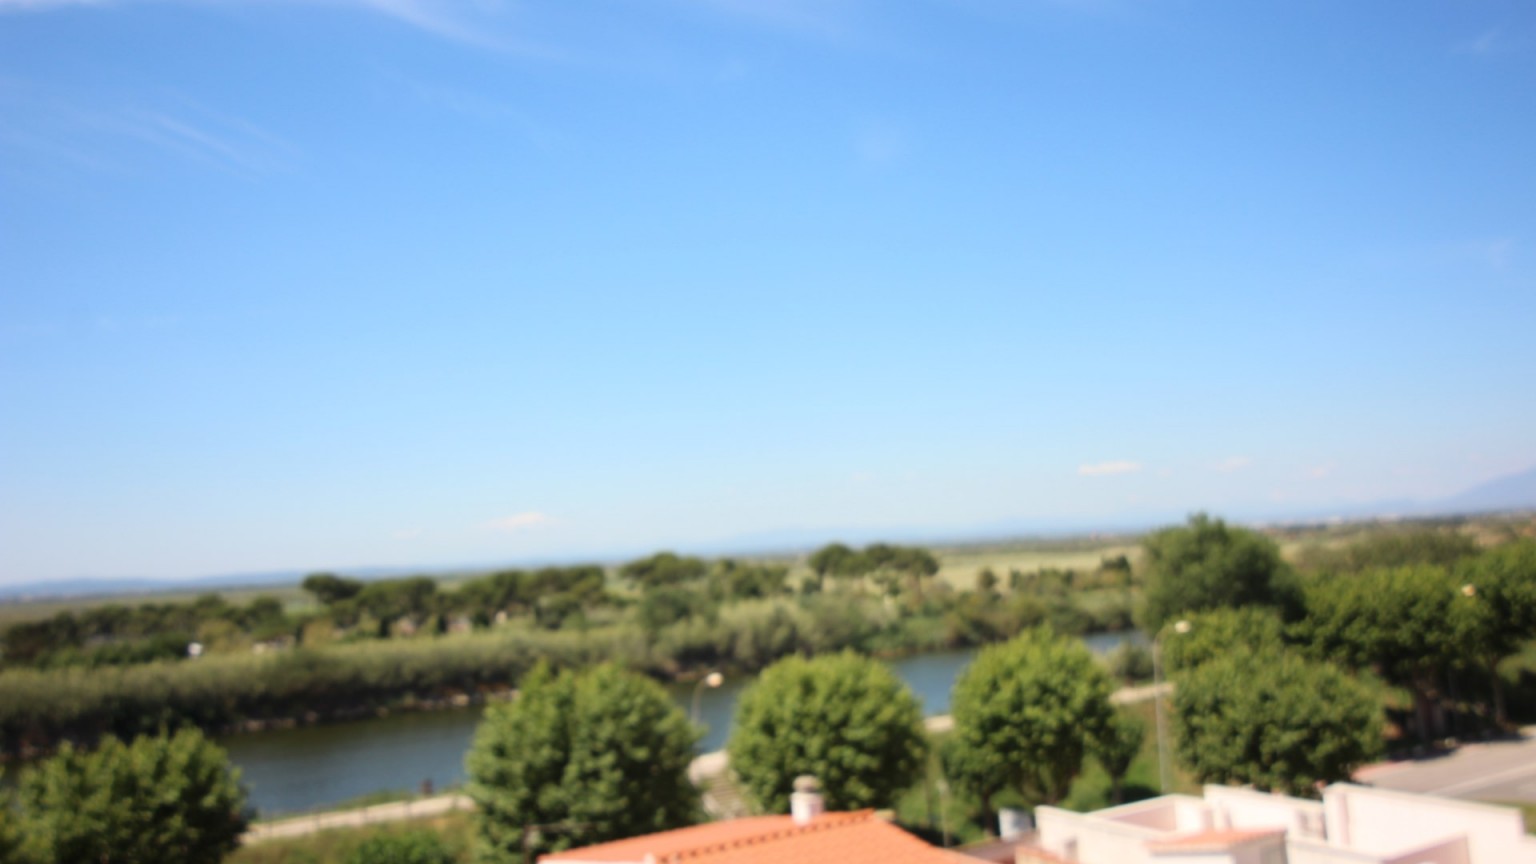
left=1357, top=731, right=1536, bottom=804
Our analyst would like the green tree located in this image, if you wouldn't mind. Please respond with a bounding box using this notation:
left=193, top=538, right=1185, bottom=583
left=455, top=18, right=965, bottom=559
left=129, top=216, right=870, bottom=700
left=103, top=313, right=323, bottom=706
left=15, top=728, right=246, bottom=864
left=0, top=773, right=22, bottom=864
left=1296, top=528, right=1479, bottom=575
left=1160, top=607, right=1286, bottom=675
left=728, top=651, right=926, bottom=813
left=807, top=543, right=866, bottom=590
left=1093, top=709, right=1146, bottom=805
left=620, top=552, right=707, bottom=589
left=344, top=830, right=456, bottom=864
left=1141, top=514, right=1301, bottom=632
left=944, top=628, right=1115, bottom=822
left=466, top=663, right=698, bottom=862
left=1173, top=651, right=1382, bottom=796
left=1291, top=564, right=1474, bottom=742
left=1457, top=540, right=1536, bottom=726
left=302, top=572, right=364, bottom=605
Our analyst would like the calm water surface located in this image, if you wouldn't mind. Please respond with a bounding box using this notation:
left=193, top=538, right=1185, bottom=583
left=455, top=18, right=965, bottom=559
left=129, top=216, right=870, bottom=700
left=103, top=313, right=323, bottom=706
left=221, top=630, right=1145, bottom=817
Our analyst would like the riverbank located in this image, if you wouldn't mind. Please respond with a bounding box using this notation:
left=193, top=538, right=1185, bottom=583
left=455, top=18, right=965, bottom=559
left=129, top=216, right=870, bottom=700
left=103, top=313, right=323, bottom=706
left=0, top=595, right=1145, bottom=760
left=241, top=680, right=1172, bottom=845
left=218, top=636, right=1145, bottom=818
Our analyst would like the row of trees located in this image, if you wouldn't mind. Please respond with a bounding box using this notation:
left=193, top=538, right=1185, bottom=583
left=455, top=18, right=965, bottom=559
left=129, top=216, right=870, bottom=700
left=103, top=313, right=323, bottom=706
left=464, top=634, right=1133, bottom=860
left=2, top=594, right=290, bottom=670
left=465, top=620, right=1391, bottom=860
left=1143, top=514, right=1536, bottom=743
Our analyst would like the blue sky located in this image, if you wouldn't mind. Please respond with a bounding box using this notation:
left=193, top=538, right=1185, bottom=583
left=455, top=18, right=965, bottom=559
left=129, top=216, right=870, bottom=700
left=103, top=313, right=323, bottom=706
left=2, top=1, right=1534, bottom=584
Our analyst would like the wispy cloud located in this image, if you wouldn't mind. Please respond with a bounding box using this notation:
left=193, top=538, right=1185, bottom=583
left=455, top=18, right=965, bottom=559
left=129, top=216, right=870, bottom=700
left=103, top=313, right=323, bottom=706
left=1078, top=460, right=1141, bottom=477
left=679, top=0, right=859, bottom=40
left=1307, top=464, right=1335, bottom=480
left=1216, top=456, right=1253, bottom=473
left=0, top=0, right=553, bottom=52
left=119, top=108, right=297, bottom=176
left=487, top=512, right=553, bottom=533
left=1, top=81, right=297, bottom=177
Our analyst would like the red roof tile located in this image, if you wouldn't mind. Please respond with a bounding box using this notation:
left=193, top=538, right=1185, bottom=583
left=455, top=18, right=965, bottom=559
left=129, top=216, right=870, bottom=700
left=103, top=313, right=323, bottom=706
left=541, top=811, right=969, bottom=864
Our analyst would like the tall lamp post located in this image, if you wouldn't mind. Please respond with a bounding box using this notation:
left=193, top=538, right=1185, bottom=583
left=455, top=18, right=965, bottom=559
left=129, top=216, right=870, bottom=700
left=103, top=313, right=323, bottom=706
left=1153, top=619, right=1190, bottom=794
left=692, top=671, right=724, bottom=726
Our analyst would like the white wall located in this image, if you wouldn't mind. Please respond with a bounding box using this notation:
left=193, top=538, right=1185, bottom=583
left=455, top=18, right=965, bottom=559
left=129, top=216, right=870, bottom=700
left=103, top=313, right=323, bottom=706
left=1203, top=786, right=1325, bottom=840
left=1324, top=785, right=1536, bottom=864
left=1037, top=806, right=1156, bottom=864
left=1379, top=836, right=1469, bottom=864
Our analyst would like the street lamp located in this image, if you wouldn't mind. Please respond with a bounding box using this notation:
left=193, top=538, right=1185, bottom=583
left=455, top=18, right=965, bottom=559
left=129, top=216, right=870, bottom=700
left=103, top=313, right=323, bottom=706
left=1153, top=619, right=1190, bottom=794
left=692, top=671, right=724, bottom=725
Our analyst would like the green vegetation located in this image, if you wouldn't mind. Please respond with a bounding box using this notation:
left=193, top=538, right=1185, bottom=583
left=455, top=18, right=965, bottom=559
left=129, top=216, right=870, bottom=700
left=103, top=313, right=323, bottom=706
left=227, top=814, right=473, bottom=864
left=1092, top=709, right=1147, bottom=805
left=943, top=629, right=1115, bottom=825
left=1141, top=513, right=1301, bottom=632
left=7, top=728, right=246, bottom=864
left=343, top=829, right=457, bottom=864
left=1160, top=607, right=1285, bottom=675
left=0, top=542, right=1146, bottom=758
left=465, top=663, right=698, bottom=861
left=1172, top=650, right=1383, bottom=796
left=1291, top=564, right=1477, bottom=742
left=728, top=651, right=927, bottom=812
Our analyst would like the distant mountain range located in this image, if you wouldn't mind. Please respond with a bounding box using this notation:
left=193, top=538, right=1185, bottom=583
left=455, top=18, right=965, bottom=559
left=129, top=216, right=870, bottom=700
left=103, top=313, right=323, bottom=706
left=4, top=466, right=1533, bottom=603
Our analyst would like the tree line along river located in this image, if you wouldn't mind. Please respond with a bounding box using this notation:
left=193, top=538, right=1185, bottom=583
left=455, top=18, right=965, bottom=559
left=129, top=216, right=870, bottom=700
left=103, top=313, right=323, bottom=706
left=219, top=631, right=1144, bottom=817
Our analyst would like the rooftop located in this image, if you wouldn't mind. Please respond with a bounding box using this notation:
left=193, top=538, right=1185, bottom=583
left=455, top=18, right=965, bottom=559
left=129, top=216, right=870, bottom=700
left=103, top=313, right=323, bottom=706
left=541, top=810, right=969, bottom=864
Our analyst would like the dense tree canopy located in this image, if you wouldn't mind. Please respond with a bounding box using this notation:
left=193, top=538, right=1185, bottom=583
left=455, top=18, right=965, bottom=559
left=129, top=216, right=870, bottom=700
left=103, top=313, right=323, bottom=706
left=302, top=572, right=364, bottom=605
left=805, top=542, right=940, bottom=597
left=1291, top=564, right=1474, bottom=741
left=1141, top=514, right=1301, bottom=632
left=1161, top=607, right=1286, bottom=675
left=12, top=728, right=246, bottom=864
left=1458, top=540, right=1536, bottom=724
left=466, top=663, right=698, bottom=861
left=1173, top=650, right=1382, bottom=796
left=728, top=651, right=927, bottom=812
left=944, top=628, right=1115, bottom=817
left=620, top=552, right=708, bottom=589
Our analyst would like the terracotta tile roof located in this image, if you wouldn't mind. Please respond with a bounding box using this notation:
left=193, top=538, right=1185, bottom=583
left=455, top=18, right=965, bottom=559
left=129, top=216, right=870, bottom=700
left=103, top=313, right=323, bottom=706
left=1147, top=827, right=1286, bottom=852
left=541, top=810, right=969, bottom=864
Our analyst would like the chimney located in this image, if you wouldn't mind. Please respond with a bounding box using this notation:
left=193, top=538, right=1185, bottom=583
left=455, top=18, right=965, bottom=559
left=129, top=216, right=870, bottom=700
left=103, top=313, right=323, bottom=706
left=998, top=807, right=1033, bottom=840
left=790, top=775, right=824, bottom=826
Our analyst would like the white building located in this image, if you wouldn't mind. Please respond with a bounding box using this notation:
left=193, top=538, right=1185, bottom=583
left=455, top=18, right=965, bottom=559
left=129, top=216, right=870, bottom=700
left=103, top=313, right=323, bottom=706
left=1022, top=783, right=1536, bottom=864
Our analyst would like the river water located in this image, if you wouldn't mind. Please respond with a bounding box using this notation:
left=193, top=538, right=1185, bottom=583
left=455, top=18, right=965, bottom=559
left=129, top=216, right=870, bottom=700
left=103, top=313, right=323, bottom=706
left=221, top=631, right=1144, bottom=817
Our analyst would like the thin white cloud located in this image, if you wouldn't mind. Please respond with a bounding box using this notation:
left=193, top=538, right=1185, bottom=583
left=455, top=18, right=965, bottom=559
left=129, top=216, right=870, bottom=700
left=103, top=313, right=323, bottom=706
left=487, top=512, right=553, bottom=533
left=1, top=80, right=297, bottom=177
left=0, top=0, right=551, bottom=52
left=1216, top=456, right=1253, bottom=473
left=1078, top=460, right=1141, bottom=477
left=1307, top=464, right=1335, bottom=480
